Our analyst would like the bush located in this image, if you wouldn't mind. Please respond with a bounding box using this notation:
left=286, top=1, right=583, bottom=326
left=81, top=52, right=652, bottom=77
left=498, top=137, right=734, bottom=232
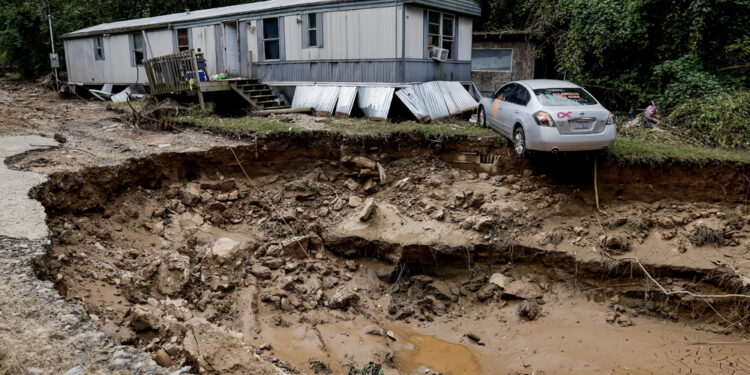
left=665, top=90, right=750, bottom=149
left=653, top=55, right=723, bottom=115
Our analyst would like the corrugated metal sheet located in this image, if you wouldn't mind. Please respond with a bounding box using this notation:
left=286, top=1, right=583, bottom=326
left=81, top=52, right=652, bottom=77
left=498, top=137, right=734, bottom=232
left=291, top=85, right=341, bottom=115
left=399, top=81, right=478, bottom=122
left=335, top=87, right=357, bottom=117
left=441, top=81, right=479, bottom=115
left=413, top=82, right=450, bottom=121
left=357, top=87, right=394, bottom=120
left=65, top=0, right=338, bottom=38
left=395, top=87, right=430, bottom=122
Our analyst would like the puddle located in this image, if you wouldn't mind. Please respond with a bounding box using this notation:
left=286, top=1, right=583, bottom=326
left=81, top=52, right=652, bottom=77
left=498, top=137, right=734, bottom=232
left=396, top=334, right=481, bottom=375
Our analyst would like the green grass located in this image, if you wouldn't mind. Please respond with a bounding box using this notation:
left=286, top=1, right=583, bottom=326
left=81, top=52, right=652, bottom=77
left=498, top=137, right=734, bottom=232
left=609, top=126, right=750, bottom=165
left=167, top=114, right=501, bottom=139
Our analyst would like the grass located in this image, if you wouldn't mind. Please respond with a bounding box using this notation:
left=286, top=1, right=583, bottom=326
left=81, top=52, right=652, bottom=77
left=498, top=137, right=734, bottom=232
left=609, top=126, right=750, bottom=165
left=690, top=225, right=725, bottom=247
left=166, top=114, right=501, bottom=139
left=159, top=111, right=750, bottom=166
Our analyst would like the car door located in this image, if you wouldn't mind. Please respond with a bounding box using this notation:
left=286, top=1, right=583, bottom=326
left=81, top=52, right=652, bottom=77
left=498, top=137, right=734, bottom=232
left=497, top=84, right=531, bottom=131
left=486, top=84, right=515, bottom=136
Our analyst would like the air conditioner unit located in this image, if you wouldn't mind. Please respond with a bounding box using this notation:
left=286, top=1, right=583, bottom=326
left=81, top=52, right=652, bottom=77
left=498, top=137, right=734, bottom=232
left=429, top=47, right=449, bottom=62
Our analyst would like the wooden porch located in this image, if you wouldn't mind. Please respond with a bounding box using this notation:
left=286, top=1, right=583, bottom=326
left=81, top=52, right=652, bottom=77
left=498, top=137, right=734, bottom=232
left=142, top=51, right=289, bottom=111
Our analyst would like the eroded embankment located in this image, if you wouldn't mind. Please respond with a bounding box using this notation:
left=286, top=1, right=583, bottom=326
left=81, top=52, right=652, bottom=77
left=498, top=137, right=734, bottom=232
left=32, top=133, right=750, bottom=375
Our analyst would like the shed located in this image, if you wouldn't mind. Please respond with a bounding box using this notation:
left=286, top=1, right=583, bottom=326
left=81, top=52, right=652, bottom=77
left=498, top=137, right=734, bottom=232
left=471, top=31, right=536, bottom=95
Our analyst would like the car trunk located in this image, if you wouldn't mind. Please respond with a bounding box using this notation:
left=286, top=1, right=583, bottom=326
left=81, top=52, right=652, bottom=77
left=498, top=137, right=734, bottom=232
left=549, top=106, right=609, bottom=134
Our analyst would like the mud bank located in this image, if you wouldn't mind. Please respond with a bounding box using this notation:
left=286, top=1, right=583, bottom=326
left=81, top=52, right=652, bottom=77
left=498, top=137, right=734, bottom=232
left=33, top=134, right=750, bottom=374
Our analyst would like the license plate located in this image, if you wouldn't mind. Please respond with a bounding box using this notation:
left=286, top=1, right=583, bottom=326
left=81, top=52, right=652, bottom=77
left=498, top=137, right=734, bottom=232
left=572, top=122, right=590, bottom=130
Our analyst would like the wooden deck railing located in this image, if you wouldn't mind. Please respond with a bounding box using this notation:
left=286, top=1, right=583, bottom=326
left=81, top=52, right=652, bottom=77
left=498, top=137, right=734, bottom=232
left=143, top=50, right=205, bottom=107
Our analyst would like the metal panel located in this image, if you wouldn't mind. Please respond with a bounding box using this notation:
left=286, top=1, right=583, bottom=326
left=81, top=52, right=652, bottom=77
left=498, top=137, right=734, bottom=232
left=440, top=81, right=478, bottom=115
left=335, top=86, right=357, bottom=116
left=395, top=86, right=430, bottom=121
left=357, top=87, right=394, bottom=120
left=412, top=81, right=450, bottom=120
left=314, top=86, right=341, bottom=115
left=291, top=85, right=315, bottom=108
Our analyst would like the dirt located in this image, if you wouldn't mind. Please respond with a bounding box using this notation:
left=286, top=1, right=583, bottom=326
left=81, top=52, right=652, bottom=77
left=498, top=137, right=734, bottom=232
left=3, top=78, right=750, bottom=374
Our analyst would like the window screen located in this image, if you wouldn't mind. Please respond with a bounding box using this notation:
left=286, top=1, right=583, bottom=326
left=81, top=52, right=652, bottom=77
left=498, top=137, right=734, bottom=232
left=263, top=18, right=281, bottom=60
left=304, top=13, right=322, bottom=48
left=94, top=36, right=105, bottom=61
left=471, top=49, right=512, bottom=71
left=131, top=33, right=145, bottom=66
left=177, top=29, right=190, bottom=52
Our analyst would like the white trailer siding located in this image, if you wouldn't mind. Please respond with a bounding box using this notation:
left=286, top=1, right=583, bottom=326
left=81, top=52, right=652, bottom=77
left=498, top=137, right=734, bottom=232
left=404, top=5, right=423, bottom=59
left=282, top=6, right=399, bottom=61
left=457, top=16, right=472, bottom=61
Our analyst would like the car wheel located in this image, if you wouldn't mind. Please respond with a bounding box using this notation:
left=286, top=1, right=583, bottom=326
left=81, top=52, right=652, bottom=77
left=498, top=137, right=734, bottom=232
left=513, top=126, right=527, bottom=158
left=478, top=106, right=487, bottom=128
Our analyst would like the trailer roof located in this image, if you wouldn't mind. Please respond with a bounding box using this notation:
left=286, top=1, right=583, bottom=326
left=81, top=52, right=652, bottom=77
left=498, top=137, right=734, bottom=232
left=64, top=0, right=481, bottom=39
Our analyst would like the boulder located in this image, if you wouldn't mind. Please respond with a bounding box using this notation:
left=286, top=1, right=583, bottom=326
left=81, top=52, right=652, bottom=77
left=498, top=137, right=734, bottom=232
left=359, top=198, right=376, bottom=221
left=329, top=288, right=360, bottom=310
left=155, top=253, right=190, bottom=296
left=348, top=195, right=364, bottom=207
left=350, top=156, right=377, bottom=170
left=210, top=238, right=241, bottom=262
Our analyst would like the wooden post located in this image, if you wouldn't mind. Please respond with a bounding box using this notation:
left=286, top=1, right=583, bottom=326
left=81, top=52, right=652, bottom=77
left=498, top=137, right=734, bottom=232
left=190, top=50, right=206, bottom=110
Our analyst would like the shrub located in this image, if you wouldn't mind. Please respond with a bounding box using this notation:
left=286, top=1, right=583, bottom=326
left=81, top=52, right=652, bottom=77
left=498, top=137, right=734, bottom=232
left=665, top=90, right=750, bottom=149
left=653, top=55, right=723, bottom=115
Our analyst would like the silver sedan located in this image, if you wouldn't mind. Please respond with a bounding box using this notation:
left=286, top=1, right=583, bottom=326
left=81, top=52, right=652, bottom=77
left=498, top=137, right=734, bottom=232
left=478, top=79, right=617, bottom=157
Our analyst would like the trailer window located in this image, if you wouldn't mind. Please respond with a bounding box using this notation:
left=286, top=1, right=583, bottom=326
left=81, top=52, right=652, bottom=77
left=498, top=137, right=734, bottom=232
left=471, top=49, right=512, bottom=72
left=263, top=18, right=280, bottom=60
left=177, top=29, right=190, bottom=52
left=131, top=33, right=145, bottom=66
left=94, top=36, right=105, bottom=61
left=427, top=11, right=455, bottom=59
left=304, top=13, right=322, bottom=48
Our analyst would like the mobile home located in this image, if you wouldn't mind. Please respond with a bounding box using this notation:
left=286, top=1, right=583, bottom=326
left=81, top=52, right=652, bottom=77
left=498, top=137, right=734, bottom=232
left=63, top=0, right=481, bottom=86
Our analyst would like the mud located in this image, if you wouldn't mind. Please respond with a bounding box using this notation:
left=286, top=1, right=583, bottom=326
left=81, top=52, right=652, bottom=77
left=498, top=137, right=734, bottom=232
left=28, top=134, right=750, bottom=375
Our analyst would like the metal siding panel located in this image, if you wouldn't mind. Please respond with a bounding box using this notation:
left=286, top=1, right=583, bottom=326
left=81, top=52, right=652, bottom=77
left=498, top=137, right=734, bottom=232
left=335, top=86, right=357, bottom=116
left=440, top=81, right=478, bottom=114
left=404, top=5, right=423, bottom=59
left=357, top=87, right=394, bottom=119
left=457, top=16, right=472, bottom=61
left=146, top=29, right=174, bottom=58
left=413, top=81, right=450, bottom=120
left=284, top=15, right=302, bottom=61
left=395, top=86, right=429, bottom=121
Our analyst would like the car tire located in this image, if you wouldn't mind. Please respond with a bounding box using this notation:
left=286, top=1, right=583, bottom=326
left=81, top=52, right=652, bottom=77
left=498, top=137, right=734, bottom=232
left=513, top=126, right=527, bottom=158
left=478, top=106, right=487, bottom=128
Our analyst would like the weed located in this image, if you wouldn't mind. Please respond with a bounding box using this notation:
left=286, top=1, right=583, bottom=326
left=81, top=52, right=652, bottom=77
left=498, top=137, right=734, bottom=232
left=185, top=103, right=215, bottom=118
left=690, top=225, right=725, bottom=246
left=625, top=218, right=652, bottom=232
left=0, top=349, right=28, bottom=375
left=726, top=212, right=744, bottom=231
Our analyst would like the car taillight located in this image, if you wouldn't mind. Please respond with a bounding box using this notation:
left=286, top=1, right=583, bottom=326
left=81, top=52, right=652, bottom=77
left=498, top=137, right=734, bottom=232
left=606, top=113, right=616, bottom=125
left=533, top=111, right=556, bottom=127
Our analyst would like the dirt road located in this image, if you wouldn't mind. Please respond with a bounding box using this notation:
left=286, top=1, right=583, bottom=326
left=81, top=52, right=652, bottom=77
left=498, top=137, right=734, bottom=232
left=2, top=79, right=750, bottom=375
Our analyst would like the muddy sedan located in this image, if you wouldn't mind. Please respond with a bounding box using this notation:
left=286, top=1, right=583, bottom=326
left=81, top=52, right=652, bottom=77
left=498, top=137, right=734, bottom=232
left=478, top=79, right=616, bottom=157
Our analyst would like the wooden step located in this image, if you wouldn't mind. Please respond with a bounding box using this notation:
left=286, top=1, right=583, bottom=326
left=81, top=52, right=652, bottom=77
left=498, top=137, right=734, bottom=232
left=256, top=100, right=280, bottom=105
left=248, top=94, right=277, bottom=100
left=263, top=105, right=292, bottom=110
left=245, top=89, right=273, bottom=95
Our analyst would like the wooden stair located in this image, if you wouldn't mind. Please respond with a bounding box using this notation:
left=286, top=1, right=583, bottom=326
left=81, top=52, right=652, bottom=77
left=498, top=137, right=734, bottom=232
left=229, top=79, right=290, bottom=111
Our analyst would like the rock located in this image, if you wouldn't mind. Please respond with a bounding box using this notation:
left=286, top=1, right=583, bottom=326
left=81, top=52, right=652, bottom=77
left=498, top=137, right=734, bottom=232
left=180, top=185, right=201, bottom=207
left=600, top=235, right=630, bottom=253
left=349, top=155, right=377, bottom=170
left=149, top=221, right=165, bottom=235
left=617, top=315, right=634, bottom=327
left=365, top=326, right=386, bottom=336
left=460, top=217, right=475, bottom=230
left=153, top=349, right=174, bottom=367
left=54, top=133, right=67, bottom=143
left=329, top=288, right=360, bottom=309
left=427, top=281, right=459, bottom=302
left=359, top=198, right=376, bottom=221
left=210, top=237, right=241, bottom=262
left=344, top=260, right=359, bottom=272
left=250, top=265, right=273, bottom=280
left=386, top=331, right=397, bottom=341
left=281, top=234, right=325, bottom=258
left=433, top=210, right=445, bottom=221
left=474, top=217, right=496, bottom=232
left=332, top=198, right=346, bottom=211
left=129, top=305, right=164, bottom=332
left=62, top=366, right=85, bottom=375
left=362, top=178, right=376, bottom=192
left=376, top=162, right=388, bottom=184
left=183, top=318, right=278, bottom=375
left=344, top=179, right=360, bottom=191
left=308, top=359, right=333, bottom=375
left=466, top=332, right=485, bottom=345
left=156, top=253, right=190, bottom=296
left=467, top=193, right=485, bottom=209
left=262, top=257, right=285, bottom=270
left=489, top=273, right=509, bottom=289
left=518, top=300, right=541, bottom=321
left=523, top=169, right=533, bottom=177
left=348, top=195, right=364, bottom=207
left=478, top=173, right=489, bottom=180
left=111, top=357, right=131, bottom=371
left=502, top=279, right=543, bottom=300
left=476, top=283, right=498, bottom=301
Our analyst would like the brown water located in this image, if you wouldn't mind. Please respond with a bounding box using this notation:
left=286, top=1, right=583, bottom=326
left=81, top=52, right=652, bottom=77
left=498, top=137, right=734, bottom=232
left=396, top=333, right=481, bottom=375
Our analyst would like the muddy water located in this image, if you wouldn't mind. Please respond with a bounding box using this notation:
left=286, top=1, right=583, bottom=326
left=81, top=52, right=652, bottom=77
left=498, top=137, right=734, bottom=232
left=395, top=333, right=481, bottom=375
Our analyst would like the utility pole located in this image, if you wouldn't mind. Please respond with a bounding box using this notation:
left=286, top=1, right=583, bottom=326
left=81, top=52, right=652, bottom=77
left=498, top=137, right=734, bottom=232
left=45, top=1, right=60, bottom=91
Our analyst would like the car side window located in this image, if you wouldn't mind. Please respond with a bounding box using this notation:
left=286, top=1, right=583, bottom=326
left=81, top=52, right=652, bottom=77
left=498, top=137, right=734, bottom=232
left=495, top=84, right=514, bottom=102
left=513, top=85, right=531, bottom=106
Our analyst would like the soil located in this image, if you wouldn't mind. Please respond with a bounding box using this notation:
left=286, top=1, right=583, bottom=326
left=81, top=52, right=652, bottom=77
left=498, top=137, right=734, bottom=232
left=2, top=78, right=750, bottom=374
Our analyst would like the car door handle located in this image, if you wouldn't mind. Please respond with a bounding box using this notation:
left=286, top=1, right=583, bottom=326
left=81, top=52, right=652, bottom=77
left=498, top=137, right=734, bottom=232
left=514, top=109, right=520, bottom=113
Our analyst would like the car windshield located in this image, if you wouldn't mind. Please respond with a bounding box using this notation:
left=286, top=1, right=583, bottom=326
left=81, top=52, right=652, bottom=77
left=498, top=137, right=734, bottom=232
left=534, top=88, right=598, bottom=106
